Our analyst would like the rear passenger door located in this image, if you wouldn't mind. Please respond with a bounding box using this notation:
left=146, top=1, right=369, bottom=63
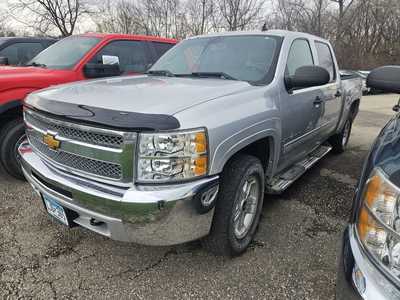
left=314, top=41, right=341, bottom=138
left=89, top=40, right=152, bottom=75
left=280, top=38, right=323, bottom=169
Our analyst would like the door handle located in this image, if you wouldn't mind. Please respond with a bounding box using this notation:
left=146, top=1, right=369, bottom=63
left=313, top=96, right=323, bottom=106
left=335, top=91, right=342, bottom=97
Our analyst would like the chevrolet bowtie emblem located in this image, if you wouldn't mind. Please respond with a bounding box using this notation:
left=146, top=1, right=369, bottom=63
left=43, top=133, right=60, bottom=150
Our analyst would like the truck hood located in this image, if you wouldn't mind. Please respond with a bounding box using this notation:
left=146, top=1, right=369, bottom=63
left=0, top=66, right=73, bottom=92
left=29, top=75, right=253, bottom=115
left=26, top=75, right=253, bottom=130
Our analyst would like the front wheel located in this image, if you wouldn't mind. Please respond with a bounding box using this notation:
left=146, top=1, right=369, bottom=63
left=0, top=118, right=26, bottom=180
left=329, top=118, right=352, bottom=154
left=201, top=154, right=265, bottom=256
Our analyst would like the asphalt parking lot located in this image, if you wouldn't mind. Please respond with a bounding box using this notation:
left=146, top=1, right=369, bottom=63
left=1, top=94, right=398, bottom=299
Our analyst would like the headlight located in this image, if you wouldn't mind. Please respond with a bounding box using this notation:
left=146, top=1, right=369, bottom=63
left=137, top=128, right=208, bottom=182
left=357, top=168, right=400, bottom=279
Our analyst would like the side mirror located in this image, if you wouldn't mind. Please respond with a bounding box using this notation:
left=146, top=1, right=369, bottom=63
left=83, top=63, right=121, bottom=79
left=285, top=65, right=330, bottom=91
left=367, top=66, right=400, bottom=94
left=0, top=56, right=9, bottom=65
left=101, top=55, right=120, bottom=66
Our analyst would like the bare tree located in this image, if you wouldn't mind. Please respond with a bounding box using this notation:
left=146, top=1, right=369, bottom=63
left=10, top=0, right=88, bottom=37
left=218, top=0, right=265, bottom=31
left=94, top=0, right=143, bottom=34
left=185, top=0, right=215, bottom=35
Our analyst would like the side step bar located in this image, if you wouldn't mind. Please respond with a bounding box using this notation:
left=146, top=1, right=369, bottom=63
left=266, top=145, right=332, bottom=194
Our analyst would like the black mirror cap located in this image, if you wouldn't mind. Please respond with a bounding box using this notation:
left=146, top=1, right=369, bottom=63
left=83, top=63, right=121, bottom=79
left=0, top=56, right=9, bottom=65
left=285, top=65, right=330, bottom=91
left=367, top=66, right=400, bottom=94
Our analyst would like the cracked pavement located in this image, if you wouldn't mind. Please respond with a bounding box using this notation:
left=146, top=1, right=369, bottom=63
left=1, top=94, right=398, bottom=299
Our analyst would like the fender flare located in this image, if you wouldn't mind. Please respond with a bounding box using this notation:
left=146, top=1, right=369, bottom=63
left=0, top=99, right=22, bottom=115
left=210, top=124, right=280, bottom=176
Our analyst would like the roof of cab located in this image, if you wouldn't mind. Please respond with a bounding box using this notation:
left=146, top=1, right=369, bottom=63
left=0, top=36, right=56, bottom=42
left=79, top=33, right=177, bottom=44
left=186, top=29, right=330, bottom=43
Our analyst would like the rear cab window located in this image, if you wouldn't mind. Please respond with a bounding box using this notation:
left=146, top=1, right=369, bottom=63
left=286, top=39, right=314, bottom=77
left=315, top=41, right=336, bottom=82
left=0, top=42, right=44, bottom=65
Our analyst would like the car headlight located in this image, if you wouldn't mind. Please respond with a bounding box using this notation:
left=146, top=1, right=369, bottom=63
left=137, top=128, right=208, bottom=182
left=357, top=168, right=400, bottom=279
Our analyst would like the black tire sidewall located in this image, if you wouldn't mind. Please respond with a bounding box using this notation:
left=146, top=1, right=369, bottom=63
left=0, top=118, right=25, bottom=179
left=203, top=154, right=265, bottom=256
left=342, top=119, right=352, bottom=148
left=227, top=161, right=264, bottom=254
left=330, top=117, right=353, bottom=154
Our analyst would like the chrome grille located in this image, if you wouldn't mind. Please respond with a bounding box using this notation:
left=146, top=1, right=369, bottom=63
left=24, top=109, right=136, bottom=185
left=29, top=134, right=122, bottom=179
left=25, top=111, right=123, bottom=148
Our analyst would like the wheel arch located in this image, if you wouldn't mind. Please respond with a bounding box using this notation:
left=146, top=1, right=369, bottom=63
left=349, top=98, right=360, bottom=122
left=0, top=100, right=23, bottom=129
left=210, top=130, right=279, bottom=179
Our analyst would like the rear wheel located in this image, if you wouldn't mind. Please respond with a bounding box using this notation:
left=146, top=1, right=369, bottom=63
left=201, top=154, right=265, bottom=256
left=330, top=118, right=352, bottom=154
left=0, top=118, right=26, bottom=180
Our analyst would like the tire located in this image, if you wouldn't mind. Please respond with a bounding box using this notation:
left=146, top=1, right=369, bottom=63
left=0, top=118, right=26, bottom=180
left=201, top=154, right=265, bottom=256
left=330, top=118, right=352, bottom=154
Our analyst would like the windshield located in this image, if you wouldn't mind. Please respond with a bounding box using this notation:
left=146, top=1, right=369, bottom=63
left=150, top=35, right=282, bottom=83
left=27, top=36, right=100, bottom=70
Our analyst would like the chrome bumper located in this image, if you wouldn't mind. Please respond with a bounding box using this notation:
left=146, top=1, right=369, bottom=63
left=336, top=225, right=400, bottom=300
left=19, top=144, right=218, bottom=246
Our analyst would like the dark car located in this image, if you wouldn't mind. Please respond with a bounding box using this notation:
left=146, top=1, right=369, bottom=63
left=0, top=37, right=56, bottom=66
left=336, top=65, right=400, bottom=299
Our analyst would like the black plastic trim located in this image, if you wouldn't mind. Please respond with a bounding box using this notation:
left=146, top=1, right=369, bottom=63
left=24, top=98, right=180, bottom=132
left=0, top=99, right=22, bottom=115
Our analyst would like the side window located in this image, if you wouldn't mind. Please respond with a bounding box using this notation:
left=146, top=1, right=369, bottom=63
left=286, top=39, right=314, bottom=77
left=315, top=41, right=336, bottom=82
left=0, top=42, right=44, bottom=65
left=151, top=42, right=174, bottom=62
left=91, top=40, right=149, bottom=74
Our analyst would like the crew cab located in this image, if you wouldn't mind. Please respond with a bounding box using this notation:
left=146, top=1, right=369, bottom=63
left=336, top=66, right=400, bottom=300
left=0, top=33, right=176, bottom=179
left=19, top=31, right=362, bottom=256
left=0, top=37, right=56, bottom=66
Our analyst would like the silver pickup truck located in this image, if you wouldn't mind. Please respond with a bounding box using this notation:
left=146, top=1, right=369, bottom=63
left=19, top=30, right=362, bottom=256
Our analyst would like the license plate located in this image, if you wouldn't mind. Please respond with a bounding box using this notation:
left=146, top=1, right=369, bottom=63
left=43, top=194, right=69, bottom=226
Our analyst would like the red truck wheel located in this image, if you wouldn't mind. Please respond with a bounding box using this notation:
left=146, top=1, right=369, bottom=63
left=0, top=118, right=26, bottom=180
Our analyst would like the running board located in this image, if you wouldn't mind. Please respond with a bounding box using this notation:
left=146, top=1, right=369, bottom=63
left=266, top=145, right=332, bottom=194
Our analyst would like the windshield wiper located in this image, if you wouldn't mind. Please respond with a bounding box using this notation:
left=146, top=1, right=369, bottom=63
left=25, top=62, right=47, bottom=68
left=146, top=70, right=175, bottom=77
left=191, top=72, right=237, bottom=81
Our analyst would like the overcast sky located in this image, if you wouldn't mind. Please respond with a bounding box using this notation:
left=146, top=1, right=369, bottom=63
left=0, top=0, right=96, bottom=34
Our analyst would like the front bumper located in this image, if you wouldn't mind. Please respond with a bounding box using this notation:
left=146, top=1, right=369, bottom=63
left=19, top=143, right=219, bottom=246
left=336, top=225, right=400, bottom=300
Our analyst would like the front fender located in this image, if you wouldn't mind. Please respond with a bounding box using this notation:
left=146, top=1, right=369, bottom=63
left=0, top=87, right=38, bottom=112
left=209, top=118, right=281, bottom=175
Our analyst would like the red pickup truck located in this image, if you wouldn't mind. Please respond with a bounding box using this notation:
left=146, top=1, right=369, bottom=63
left=0, top=33, right=177, bottom=179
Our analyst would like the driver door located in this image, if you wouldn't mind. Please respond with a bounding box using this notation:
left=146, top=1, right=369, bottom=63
left=279, top=38, right=323, bottom=170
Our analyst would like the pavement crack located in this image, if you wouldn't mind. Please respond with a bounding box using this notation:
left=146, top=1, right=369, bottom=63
left=108, top=249, right=178, bottom=280
left=249, top=240, right=266, bottom=250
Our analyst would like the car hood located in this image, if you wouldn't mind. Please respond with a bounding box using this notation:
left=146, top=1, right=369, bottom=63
left=0, top=66, right=73, bottom=92
left=28, top=75, right=253, bottom=116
